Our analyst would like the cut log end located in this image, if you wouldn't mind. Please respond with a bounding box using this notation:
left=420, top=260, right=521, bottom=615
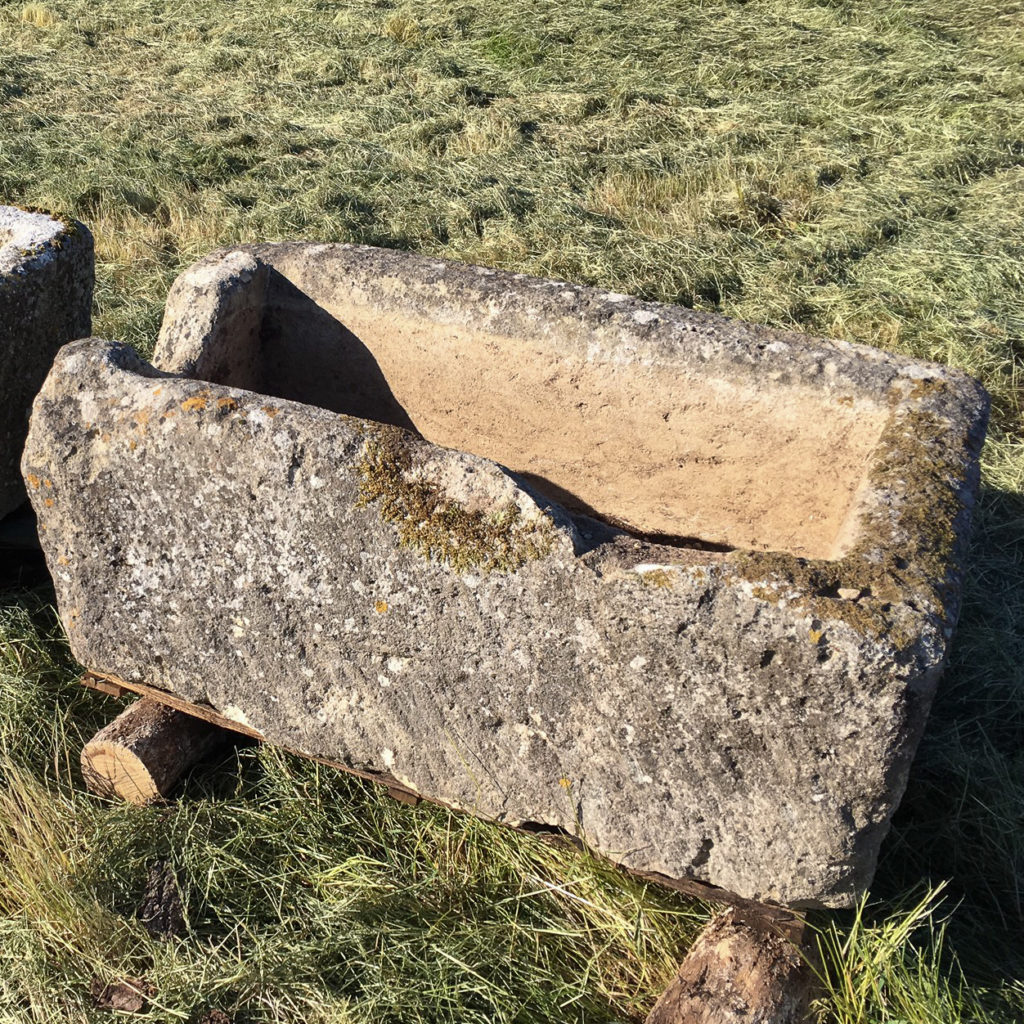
left=646, top=909, right=816, bottom=1024
left=82, top=741, right=163, bottom=803
left=82, top=698, right=226, bottom=804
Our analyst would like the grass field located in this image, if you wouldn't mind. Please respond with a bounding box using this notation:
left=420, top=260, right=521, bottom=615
left=1, top=0, right=1023, bottom=1020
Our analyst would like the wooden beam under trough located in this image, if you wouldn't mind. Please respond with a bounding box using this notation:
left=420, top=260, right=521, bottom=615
left=645, top=908, right=816, bottom=1024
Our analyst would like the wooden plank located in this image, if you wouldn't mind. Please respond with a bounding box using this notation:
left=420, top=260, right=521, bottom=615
left=388, top=786, right=422, bottom=807
left=82, top=671, right=264, bottom=739
left=80, top=674, right=129, bottom=698
left=78, top=669, right=806, bottom=938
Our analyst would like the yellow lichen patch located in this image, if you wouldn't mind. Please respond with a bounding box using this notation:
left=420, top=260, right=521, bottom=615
left=808, top=628, right=824, bottom=645
left=181, top=394, right=210, bottom=412
left=151, top=386, right=162, bottom=396
left=43, top=479, right=51, bottom=488
left=25, top=474, right=40, bottom=490
left=56, top=556, right=69, bottom=566
left=906, top=377, right=948, bottom=400
left=43, top=498, right=54, bottom=508
left=133, top=409, right=151, bottom=427
left=217, top=397, right=238, bottom=412
left=262, top=405, right=280, bottom=417
left=374, top=600, right=389, bottom=614
left=129, top=439, right=138, bottom=451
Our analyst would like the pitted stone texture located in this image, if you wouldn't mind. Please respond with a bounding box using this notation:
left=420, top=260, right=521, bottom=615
left=0, top=205, right=92, bottom=518
left=26, top=316, right=986, bottom=905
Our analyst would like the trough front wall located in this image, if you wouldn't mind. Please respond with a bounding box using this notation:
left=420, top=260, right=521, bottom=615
left=25, top=338, right=957, bottom=908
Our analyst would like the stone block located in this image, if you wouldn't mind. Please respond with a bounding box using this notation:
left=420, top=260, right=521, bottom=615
left=24, top=244, right=988, bottom=907
left=0, top=205, right=92, bottom=519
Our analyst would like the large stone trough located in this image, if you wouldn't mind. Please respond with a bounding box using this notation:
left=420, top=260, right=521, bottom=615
left=0, top=205, right=92, bottom=519
left=24, top=244, right=988, bottom=907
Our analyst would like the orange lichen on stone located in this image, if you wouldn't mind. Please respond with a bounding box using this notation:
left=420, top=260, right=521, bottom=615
left=25, top=473, right=40, bottom=489
left=262, top=405, right=280, bottom=417
left=43, top=497, right=54, bottom=507
left=181, top=394, right=210, bottom=412
left=217, top=397, right=238, bottom=411
left=374, top=600, right=389, bottom=614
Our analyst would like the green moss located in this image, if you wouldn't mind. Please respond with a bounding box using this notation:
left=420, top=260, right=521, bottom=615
left=356, top=424, right=553, bottom=573
left=638, top=568, right=673, bottom=589
left=730, top=407, right=966, bottom=646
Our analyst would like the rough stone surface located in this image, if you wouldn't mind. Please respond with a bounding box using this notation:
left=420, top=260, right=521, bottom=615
left=0, top=205, right=92, bottom=519
left=25, top=244, right=988, bottom=907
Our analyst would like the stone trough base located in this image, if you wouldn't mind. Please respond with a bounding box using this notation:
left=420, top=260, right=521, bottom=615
left=79, top=667, right=808, bottom=943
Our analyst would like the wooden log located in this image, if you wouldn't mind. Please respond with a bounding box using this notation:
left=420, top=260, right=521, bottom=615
left=81, top=698, right=226, bottom=804
left=645, top=909, right=816, bottom=1024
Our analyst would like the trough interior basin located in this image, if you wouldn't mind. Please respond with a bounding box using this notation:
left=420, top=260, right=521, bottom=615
left=175, top=253, right=891, bottom=560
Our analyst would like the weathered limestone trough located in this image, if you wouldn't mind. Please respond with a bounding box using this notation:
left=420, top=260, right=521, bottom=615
left=0, top=205, right=92, bottom=519
left=24, top=244, right=988, bottom=907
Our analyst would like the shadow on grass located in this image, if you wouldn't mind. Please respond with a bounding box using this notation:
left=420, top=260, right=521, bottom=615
left=873, top=481, right=1024, bottom=984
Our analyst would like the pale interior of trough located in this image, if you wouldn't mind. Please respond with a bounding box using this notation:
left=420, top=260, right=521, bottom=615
left=236, top=270, right=888, bottom=559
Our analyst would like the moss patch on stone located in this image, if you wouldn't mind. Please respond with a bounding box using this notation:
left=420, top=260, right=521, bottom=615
left=638, top=568, right=674, bottom=589
left=729, top=407, right=967, bottom=648
left=356, top=424, right=553, bottom=573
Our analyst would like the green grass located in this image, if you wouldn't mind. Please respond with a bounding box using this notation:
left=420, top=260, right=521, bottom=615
left=1, top=0, right=1022, bottom=1020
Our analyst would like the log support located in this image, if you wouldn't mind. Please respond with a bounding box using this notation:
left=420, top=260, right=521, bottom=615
left=81, top=698, right=227, bottom=804
left=646, top=908, right=816, bottom=1024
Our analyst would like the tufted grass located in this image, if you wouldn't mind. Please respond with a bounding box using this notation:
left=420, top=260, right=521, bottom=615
left=1, top=0, right=1022, bottom=1020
